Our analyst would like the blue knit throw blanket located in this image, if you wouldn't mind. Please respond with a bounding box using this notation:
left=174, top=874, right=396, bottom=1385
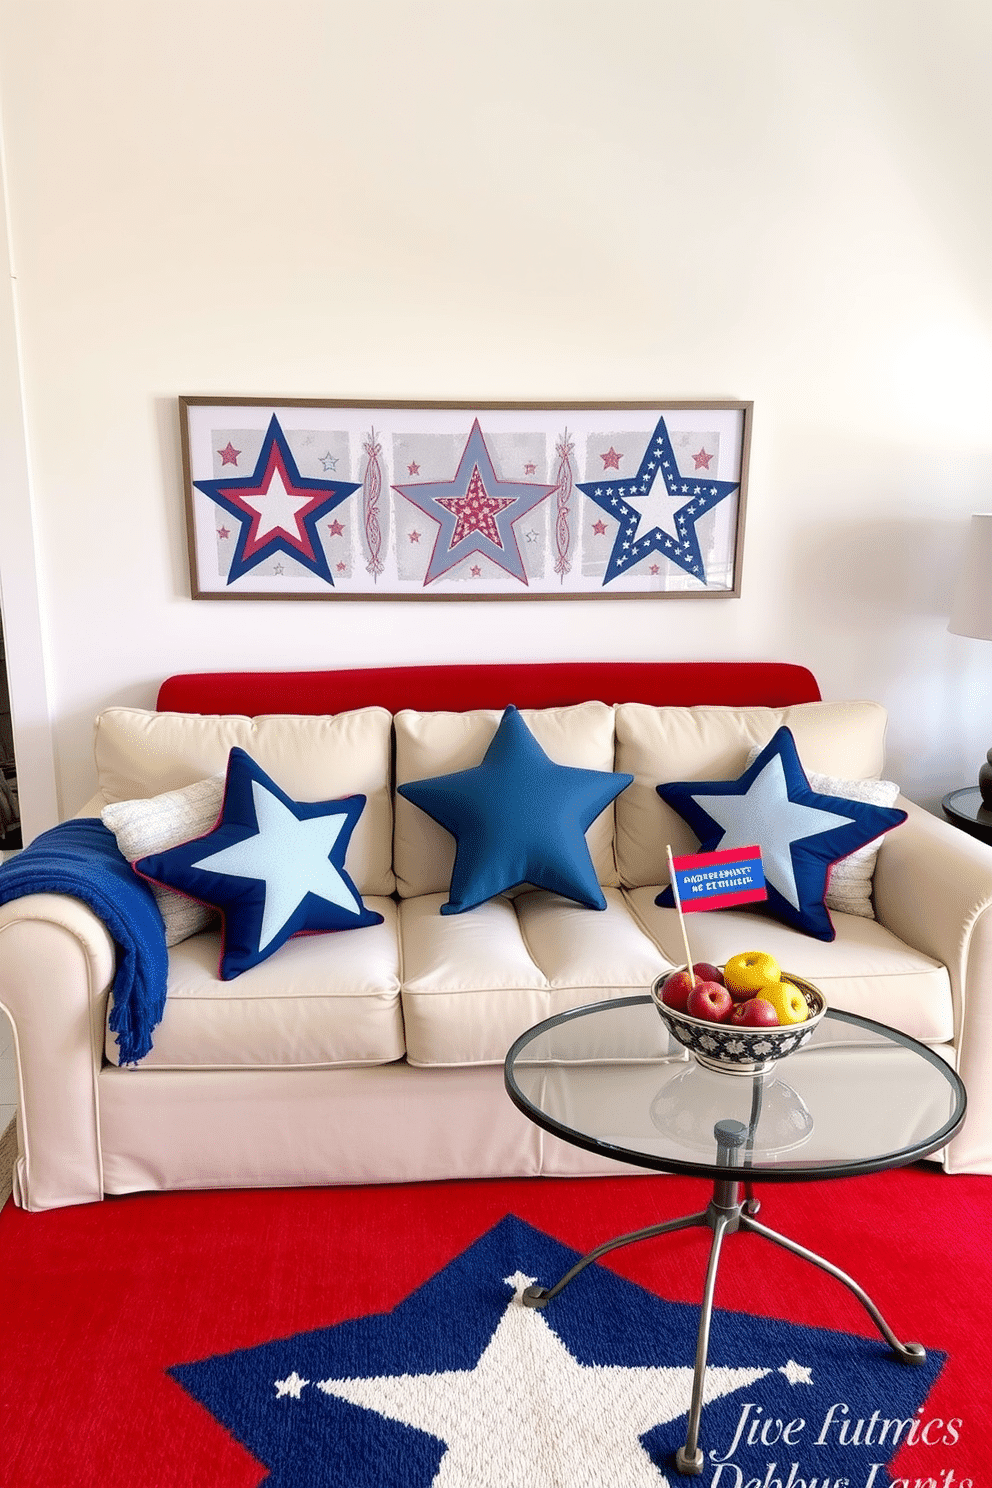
left=0, top=818, right=169, bottom=1063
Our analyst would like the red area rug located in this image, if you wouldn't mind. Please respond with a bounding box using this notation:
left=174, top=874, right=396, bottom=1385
left=0, top=1165, right=987, bottom=1487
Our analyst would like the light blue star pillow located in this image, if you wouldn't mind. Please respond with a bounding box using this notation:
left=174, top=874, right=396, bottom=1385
left=655, top=726, right=907, bottom=941
left=397, top=705, right=633, bottom=915
left=136, top=748, right=383, bottom=979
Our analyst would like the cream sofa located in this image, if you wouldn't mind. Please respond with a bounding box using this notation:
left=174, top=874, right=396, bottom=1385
left=1, top=661, right=990, bottom=1211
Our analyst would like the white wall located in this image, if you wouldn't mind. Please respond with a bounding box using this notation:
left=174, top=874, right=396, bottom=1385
left=0, top=133, right=58, bottom=840
left=0, top=0, right=990, bottom=823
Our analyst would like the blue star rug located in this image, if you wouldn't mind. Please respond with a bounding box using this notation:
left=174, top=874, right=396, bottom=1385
left=0, top=1169, right=985, bottom=1487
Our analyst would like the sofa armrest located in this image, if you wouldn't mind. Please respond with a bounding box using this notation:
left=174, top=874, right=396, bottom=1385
left=0, top=892, right=116, bottom=1208
left=873, top=798, right=992, bottom=1173
left=873, top=799, right=992, bottom=1014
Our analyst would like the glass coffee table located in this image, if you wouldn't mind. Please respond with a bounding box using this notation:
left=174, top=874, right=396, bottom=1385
left=504, top=996, right=966, bottom=1477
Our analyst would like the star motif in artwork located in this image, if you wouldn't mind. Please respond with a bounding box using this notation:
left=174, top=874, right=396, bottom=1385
left=273, top=563, right=284, bottom=575
left=524, top=462, right=537, bottom=474
left=327, top=519, right=344, bottom=537
left=407, top=461, right=420, bottom=475
left=320, top=452, right=338, bottom=471
left=649, top=564, right=660, bottom=574
left=336, top=561, right=347, bottom=573
left=592, top=519, right=608, bottom=536
left=436, top=465, right=515, bottom=547
left=470, top=565, right=482, bottom=577
left=692, top=448, right=713, bottom=469
left=393, top=420, right=556, bottom=585
left=193, top=415, right=360, bottom=586
left=218, top=441, right=241, bottom=466
left=600, top=446, right=622, bottom=469
left=409, top=530, right=421, bottom=543
left=217, top=526, right=230, bottom=540
left=779, top=1359, right=814, bottom=1386
left=315, top=1273, right=766, bottom=1488
left=577, top=415, right=740, bottom=586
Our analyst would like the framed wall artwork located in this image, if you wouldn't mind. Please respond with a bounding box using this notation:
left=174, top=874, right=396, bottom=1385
left=180, top=398, right=752, bottom=601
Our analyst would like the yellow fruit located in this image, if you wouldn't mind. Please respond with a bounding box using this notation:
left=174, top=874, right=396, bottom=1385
left=761, top=978, right=808, bottom=1025
left=724, top=950, right=781, bottom=997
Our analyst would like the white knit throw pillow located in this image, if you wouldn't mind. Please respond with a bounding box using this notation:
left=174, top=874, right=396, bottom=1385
left=102, top=776, right=225, bottom=945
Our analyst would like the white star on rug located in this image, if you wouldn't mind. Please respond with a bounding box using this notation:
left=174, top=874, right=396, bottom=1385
left=274, top=1370, right=310, bottom=1398
left=778, top=1359, right=814, bottom=1385
left=192, top=779, right=360, bottom=950
left=314, top=1272, right=770, bottom=1487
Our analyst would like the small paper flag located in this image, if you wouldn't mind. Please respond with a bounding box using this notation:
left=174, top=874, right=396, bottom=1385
left=670, top=845, right=767, bottom=912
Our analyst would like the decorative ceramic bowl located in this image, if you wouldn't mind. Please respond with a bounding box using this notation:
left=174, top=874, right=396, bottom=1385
left=650, top=968, right=827, bottom=1076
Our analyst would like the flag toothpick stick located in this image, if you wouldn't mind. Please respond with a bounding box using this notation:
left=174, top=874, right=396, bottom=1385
left=666, top=843, right=696, bottom=979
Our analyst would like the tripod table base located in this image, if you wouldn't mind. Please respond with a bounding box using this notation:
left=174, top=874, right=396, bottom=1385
left=521, top=1120, right=925, bottom=1476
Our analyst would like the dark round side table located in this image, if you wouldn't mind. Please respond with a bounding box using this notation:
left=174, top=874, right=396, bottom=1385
left=942, top=786, right=992, bottom=846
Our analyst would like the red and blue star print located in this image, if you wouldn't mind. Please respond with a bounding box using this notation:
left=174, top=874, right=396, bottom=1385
left=194, top=415, right=360, bottom=586
left=393, top=420, right=556, bottom=585
left=577, top=416, right=738, bottom=585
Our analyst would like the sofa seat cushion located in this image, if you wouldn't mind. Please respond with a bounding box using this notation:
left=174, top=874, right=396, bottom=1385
left=105, top=898, right=401, bottom=1069
left=623, top=886, right=954, bottom=1045
left=398, top=888, right=670, bottom=1066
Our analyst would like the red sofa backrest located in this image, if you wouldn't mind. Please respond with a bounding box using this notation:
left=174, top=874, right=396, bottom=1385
left=156, top=662, right=820, bottom=715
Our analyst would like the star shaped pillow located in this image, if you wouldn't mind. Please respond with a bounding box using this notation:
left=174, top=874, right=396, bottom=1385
left=135, top=748, right=383, bottom=979
left=655, top=726, right=907, bottom=941
left=397, top=705, right=633, bottom=915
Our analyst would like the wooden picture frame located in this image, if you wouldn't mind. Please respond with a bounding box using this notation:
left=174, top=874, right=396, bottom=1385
left=180, top=398, right=751, bottom=600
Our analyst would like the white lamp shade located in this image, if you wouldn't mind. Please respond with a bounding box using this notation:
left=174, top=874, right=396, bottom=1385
left=949, top=514, right=992, bottom=641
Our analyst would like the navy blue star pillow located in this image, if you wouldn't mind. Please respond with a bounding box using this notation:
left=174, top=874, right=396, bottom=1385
left=655, top=726, right=907, bottom=941
left=136, top=748, right=383, bottom=979
left=397, top=705, right=633, bottom=915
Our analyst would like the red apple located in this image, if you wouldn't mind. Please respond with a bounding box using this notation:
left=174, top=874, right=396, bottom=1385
left=686, top=982, right=733, bottom=1022
left=660, top=963, right=726, bottom=1012
left=660, top=968, right=697, bottom=1012
left=729, top=997, right=780, bottom=1028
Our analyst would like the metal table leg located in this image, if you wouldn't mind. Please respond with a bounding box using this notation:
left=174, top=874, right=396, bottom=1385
left=522, top=1119, right=926, bottom=1477
left=738, top=1212, right=926, bottom=1366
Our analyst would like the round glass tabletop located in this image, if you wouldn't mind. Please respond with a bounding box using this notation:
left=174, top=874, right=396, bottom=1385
left=504, top=995, right=966, bottom=1182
